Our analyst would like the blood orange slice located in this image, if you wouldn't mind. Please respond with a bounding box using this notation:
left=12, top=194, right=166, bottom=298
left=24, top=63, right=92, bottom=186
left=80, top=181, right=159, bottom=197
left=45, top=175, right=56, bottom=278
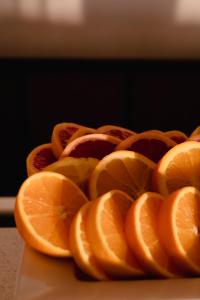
left=97, top=125, right=135, bottom=140
left=60, top=134, right=121, bottom=160
left=26, top=143, right=56, bottom=176
left=51, top=122, right=83, bottom=158
left=68, top=127, right=96, bottom=144
left=116, top=132, right=176, bottom=163
left=165, top=130, right=187, bottom=144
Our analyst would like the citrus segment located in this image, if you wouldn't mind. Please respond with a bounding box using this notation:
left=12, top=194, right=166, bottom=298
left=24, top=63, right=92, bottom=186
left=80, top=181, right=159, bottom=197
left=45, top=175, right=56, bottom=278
left=69, top=202, right=108, bottom=280
left=26, top=143, right=56, bottom=176
left=152, top=141, right=200, bottom=196
left=44, top=157, right=98, bottom=193
left=97, top=125, right=135, bottom=140
left=125, top=192, right=182, bottom=278
left=116, top=132, right=176, bottom=163
left=15, top=172, right=88, bottom=257
left=86, top=190, right=145, bottom=278
left=51, top=122, right=83, bottom=158
left=165, top=130, right=187, bottom=144
left=89, top=150, right=156, bottom=200
left=60, top=134, right=121, bottom=160
left=159, top=186, right=200, bottom=275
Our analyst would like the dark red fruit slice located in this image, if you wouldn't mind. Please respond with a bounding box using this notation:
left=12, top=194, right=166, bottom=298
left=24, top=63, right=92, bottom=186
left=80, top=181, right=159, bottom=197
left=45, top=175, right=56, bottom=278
left=26, top=143, right=56, bottom=176
left=116, top=132, right=176, bottom=163
left=60, top=134, right=121, bottom=160
left=97, top=125, right=135, bottom=140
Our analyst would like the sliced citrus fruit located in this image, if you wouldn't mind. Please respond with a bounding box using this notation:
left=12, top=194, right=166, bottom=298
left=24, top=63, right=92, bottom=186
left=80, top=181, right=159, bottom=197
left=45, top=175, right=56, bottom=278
left=97, top=125, right=135, bottom=140
left=159, top=186, right=200, bottom=275
left=67, top=127, right=96, bottom=144
left=69, top=202, right=109, bottom=280
left=89, top=150, right=156, bottom=200
left=152, top=141, right=200, bottom=196
left=43, top=157, right=98, bottom=193
left=51, top=122, right=83, bottom=158
left=14, top=172, right=88, bottom=257
left=60, top=134, right=121, bottom=160
left=86, top=190, right=145, bottom=278
left=116, top=132, right=176, bottom=163
left=190, top=125, right=200, bottom=137
left=188, top=135, right=200, bottom=142
left=125, top=192, right=182, bottom=278
left=165, top=130, right=187, bottom=144
left=26, top=143, right=56, bottom=176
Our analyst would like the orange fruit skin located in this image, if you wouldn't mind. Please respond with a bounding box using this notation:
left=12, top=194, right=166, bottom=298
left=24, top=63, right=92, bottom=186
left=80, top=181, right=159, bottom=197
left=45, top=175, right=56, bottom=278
left=125, top=192, right=182, bottom=278
left=60, top=134, right=121, bottom=160
left=26, top=143, right=56, bottom=177
left=116, top=132, right=176, bottom=163
left=86, top=190, right=146, bottom=279
left=97, top=125, right=135, bottom=140
left=69, top=202, right=109, bottom=280
left=15, top=172, right=88, bottom=257
left=158, top=186, right=200, bottom=275
left=51, top=122, right=83, bottom=158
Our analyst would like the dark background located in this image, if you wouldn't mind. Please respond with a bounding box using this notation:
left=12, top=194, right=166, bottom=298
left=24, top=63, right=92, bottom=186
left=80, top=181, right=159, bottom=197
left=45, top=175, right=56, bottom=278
left=0, top=59, right=200, bottom=196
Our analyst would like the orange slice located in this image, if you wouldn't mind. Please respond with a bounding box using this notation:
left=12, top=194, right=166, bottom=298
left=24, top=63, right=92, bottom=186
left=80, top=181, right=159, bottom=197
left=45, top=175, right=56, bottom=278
left=97, top=125, right=135, bottom=140
left=86, top=190, right=145, bottom=278
left=15, top=172, right=88, bottom=257
left=159, top=186, right=200, bottom=275
left=60, top=134, right=121, bottom=160
left=125, top=192, right=182, bottom=278
left=67, top=127, right=96, bottom=144
left=43, top=157, right=98, bottom=193
left=165, top=130, right=187, bottom=144
left=190, top=126, right=200, bottom=137
left=152, top=141, right=200, bottom=196
left=51, top=122, right=83, bottom=158
left=116, top=132, right=176, bottom=163
left=89, top=150, right=156, bottom=200
left=69, top=202, right=108, bottom=280
left=188, top=135, right=200, bottom=142
left=26, top=143, right=56, bottom=176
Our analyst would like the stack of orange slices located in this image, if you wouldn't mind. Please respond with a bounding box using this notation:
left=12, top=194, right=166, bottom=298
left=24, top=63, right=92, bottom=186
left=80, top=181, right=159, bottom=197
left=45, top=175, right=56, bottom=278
left=15, top=123, right=200, bottom=280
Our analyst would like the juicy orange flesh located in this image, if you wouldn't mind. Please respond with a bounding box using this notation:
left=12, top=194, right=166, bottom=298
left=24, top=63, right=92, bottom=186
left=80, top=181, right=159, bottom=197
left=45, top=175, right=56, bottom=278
left=141, top=197, right=179, bottom=273
left=23, top=176, right=86, bottom=249
left=79, top=204, right=106, bottom=273
left=176, top=191, right=200, bottom=265
left=97, top=158, right=153, bottom=199
left=59, top=127, right=78, bottom=148
left=166, top=150, right=200, bottom=193
left=127, top=139, right=173, bottom=163
left=101, top=193, right=141, bottom=268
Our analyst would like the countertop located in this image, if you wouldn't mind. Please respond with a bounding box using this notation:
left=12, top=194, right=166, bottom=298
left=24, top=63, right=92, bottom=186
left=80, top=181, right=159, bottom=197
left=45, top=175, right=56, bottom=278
left=0, top=229, right=23, bottom=300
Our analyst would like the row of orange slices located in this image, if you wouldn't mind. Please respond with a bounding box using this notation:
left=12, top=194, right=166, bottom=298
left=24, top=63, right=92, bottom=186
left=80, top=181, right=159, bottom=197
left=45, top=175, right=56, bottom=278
left=14, top=123, right=200, bottom=280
